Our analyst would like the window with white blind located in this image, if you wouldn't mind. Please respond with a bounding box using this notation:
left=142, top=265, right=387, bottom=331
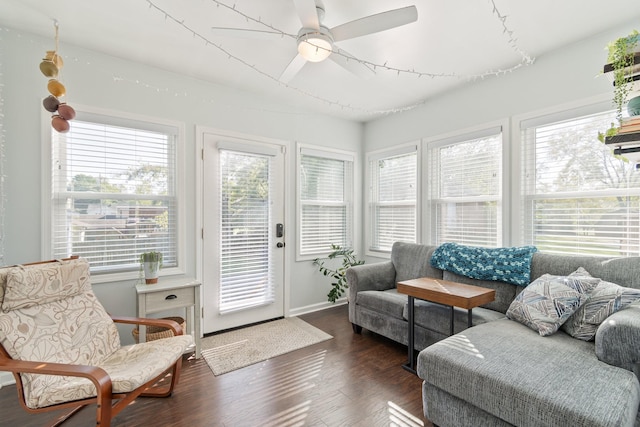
left=219, top=148, right=275, bottom=313
left=367, top=145, right=417, bottom=253
left=521, top=105, right=640, bottom=256
left=297, top=145, right=354, bottom=258
left=428, top=128, right=503, bottom=247
left=49, top=110, right=181, bottom=276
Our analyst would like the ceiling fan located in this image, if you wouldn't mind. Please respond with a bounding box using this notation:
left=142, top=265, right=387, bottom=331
left=213, top=0, right=418, bottom=83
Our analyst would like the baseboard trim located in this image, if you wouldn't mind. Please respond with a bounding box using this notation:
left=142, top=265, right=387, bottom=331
left=289, top=298, right=347, bottom=317
left=0, top=372, right=15, bottom=388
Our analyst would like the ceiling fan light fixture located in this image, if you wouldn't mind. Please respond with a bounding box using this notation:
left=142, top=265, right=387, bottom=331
left=297, top=28, right=333, bottom=62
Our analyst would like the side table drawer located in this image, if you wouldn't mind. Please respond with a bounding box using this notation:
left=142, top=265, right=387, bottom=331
left=144, top=287, right=195, bottom=311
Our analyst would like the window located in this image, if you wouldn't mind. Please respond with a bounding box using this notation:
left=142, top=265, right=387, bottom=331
left=297, top=145, right=354, bottom=258
left=367, top=145, right=418, bottom=253
left=428, top=127, right=503, bottom=247
left=48, top=110, right=182, bottom=276
left=521, top=105, right=640, bottom=256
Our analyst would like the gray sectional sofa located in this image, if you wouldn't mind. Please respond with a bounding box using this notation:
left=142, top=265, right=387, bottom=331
left=346, top=242, right=640, bottom=427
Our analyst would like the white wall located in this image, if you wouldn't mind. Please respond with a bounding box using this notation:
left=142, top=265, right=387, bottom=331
left=0, top=27, right=362, bottom=325
left=361, top=20, right=639, bottom=262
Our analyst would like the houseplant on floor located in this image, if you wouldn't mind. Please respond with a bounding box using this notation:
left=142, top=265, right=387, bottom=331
left=140, top=251, right=163, bottom=284
left=313, top=244, right=364, bottom=303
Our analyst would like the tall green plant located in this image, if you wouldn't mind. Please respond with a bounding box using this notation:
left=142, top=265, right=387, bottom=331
left=313, top=244, right=365, bottom=303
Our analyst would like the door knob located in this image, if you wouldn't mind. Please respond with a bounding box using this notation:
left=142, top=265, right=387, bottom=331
left=276, top=242, right=285, bottom=248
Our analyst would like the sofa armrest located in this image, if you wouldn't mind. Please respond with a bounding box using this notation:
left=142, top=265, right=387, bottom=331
left=346, top=261, right=396, bottom=297
left=595, top=304, right=640, bottom=377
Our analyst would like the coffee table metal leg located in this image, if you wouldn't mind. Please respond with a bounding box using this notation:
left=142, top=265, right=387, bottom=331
left=449, top=305, right=454, bottom=336
left=402, top=295, right=416, bottom=374
left=468, top=308, right=473, bottom=329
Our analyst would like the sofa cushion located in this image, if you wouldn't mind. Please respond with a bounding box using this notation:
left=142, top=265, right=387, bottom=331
left=430, top=243, right=537, bottom=286
left=356, top=289, right=406, bottom=320
left=418, top=319, right=640, bottom=427
left=442, top=271, right=515, bottom=314
left=405, top=300, right=504, bottom=335
left=391, top=242, right=441, bottom=283
left=506, top=273, right=600, bottom=336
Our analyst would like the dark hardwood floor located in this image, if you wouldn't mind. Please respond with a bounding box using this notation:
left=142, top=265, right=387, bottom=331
left=0, top=305, right=432, bottom=426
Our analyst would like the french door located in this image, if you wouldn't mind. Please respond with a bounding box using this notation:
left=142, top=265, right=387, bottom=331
left=202, top=132, right=285, bottom=333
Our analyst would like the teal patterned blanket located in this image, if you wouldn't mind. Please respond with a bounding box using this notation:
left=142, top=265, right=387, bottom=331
left=430, top=243, right=538, bottom=286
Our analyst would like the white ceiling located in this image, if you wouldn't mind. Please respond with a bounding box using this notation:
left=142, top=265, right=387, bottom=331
left=1, top=0, right=639, bottom=122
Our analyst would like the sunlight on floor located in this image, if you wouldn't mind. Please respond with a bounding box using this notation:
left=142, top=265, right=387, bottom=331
left=262, top=400, right=312, bottom=427
left=246, top=350, right=327, bottom=403
left=388, top=401, right=424, bottom=427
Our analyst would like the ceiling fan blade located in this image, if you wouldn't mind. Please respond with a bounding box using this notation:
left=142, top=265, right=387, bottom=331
left=330, top=5, right=418, bottom=42
left=293, top=0, right=320, bottom=29
left=211, top=27, right=293, bottom=40
left=330, top=47, right=375, bottom=78
left=279, top=54, right=307, bottom=84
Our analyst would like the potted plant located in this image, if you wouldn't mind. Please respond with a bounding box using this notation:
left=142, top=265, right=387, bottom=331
left=313, top=244, right=364, bottom=303
left=140, top=251, right=163, bottom=284
left=605, top=29, right=640, bottom=122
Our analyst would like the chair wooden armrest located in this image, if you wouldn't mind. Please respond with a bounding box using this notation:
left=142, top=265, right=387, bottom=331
left=110, top=315, right=184, bottom=336
left=0, top=349, right=114, bottom=425
left=0, top=357, right=112, bottom=393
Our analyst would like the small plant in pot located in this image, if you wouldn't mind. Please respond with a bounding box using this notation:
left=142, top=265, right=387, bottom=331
left=313, top=244, right=364, bottom=303
left=140, top=251, right=163, bottom=284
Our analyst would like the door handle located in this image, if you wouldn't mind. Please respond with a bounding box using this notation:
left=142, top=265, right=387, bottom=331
left=276, top=242, right=285, bottom=248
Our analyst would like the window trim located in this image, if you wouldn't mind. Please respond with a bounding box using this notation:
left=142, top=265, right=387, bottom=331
left=422, top=120, right=509, bottom=247
left=511, top=94, right=611, bottom=245
left=41, top=105, right=186, bottom=283
left=514, top=95, right=640, bottom=256
left=365, top=142, right=420, bottom=258
left=296, top=143, right=356, bottom=261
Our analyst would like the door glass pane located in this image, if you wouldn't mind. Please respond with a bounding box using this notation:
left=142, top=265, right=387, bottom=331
left=219, top=150, right=274, bottom=314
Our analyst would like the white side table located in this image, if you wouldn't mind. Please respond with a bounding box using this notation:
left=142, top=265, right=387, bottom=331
left=135, top=277, right=202, bottom=359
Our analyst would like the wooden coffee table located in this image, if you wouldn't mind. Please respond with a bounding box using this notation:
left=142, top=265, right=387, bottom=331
left=397, top=277, right=495, bottom=373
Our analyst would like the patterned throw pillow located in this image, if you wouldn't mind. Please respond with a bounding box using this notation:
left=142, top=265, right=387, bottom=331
left=561, top=267, right=640, bottom=341
left=506, top=272, right=600, bottom=336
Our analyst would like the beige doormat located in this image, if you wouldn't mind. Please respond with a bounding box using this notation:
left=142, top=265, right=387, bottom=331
left=201, top=317, right=333, bottom=376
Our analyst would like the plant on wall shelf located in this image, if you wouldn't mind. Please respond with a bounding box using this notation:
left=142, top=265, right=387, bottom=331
left=606, top=29, right=639, bottom=123
left=313, top=244, right=365, bottom=303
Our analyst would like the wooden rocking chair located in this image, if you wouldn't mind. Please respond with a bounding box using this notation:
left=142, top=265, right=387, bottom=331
left=0, top=257, right=193, bottom=426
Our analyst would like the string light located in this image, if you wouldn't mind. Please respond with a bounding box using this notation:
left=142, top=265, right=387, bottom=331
left=144, top=0, right=535, bottom=115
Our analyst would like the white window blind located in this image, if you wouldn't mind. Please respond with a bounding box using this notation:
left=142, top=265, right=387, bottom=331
left=219, top=149, right=275, bottom=314
left=429, top=129, right=502, bottom=247
left=368, top=148, right=417, bottom=252
left=522, top=108, right=640, bottom=256
left=51, top=115, right=178, bottom=274
left=298, top=147, right=354, bottom=257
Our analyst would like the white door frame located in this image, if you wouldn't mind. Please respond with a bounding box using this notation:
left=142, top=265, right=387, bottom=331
left=195, top=127, right=291, bottom=333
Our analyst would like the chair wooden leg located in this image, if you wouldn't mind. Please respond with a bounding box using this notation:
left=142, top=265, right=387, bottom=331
left=45, top=405, right=86, bottom=427
left=141, top=358, right=182, bottom=398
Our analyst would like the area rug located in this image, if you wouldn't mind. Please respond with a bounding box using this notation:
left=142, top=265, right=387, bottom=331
left=201, top=317, right=333, bottom=376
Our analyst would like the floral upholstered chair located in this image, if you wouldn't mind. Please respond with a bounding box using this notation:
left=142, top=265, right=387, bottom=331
left=0, top=257, right=193, bottom=427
